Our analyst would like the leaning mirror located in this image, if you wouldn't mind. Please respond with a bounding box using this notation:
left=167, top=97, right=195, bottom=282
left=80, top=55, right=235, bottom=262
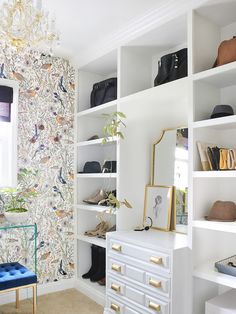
left=151, top=128, right=188, bottom=234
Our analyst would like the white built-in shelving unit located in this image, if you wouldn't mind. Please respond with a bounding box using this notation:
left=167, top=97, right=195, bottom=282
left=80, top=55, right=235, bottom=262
left=190, top=1, right=236, bottom=313
left=74, top=0, right=236, bottom=311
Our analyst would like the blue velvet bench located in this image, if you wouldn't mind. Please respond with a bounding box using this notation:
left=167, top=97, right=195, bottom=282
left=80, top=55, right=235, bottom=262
left=0, top=262, right=37, bottom=313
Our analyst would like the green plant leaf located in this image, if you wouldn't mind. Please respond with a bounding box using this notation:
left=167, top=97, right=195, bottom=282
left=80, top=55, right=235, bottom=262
left=116, top=112, right=126, bottom=118
left=116, top=132, right=124, bottom=139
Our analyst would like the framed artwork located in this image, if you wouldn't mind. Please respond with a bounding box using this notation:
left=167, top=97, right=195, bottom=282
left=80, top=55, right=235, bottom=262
left=144, top=185, right=173, bottom=231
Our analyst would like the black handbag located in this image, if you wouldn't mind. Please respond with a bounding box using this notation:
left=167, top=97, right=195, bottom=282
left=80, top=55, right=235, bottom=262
left=102, top=161, right=117, bottom=173
left=90, top=78, right=117, bottom=108
left=154, top=48, right=188, bottom=86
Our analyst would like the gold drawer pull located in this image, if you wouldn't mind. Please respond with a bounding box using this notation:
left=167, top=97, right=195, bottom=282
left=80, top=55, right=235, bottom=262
left=149, top=278, right=162, bottom=288
left=111, top=303, right=120, bottom=312
left=112, top=264, right=121, bottom=272
left=150, top=256, right=163, bottom=265
left=149, top=301, right=161, bottom=312
left=111, top=283, right=121, bottom=292
left=112, top=244, right=122, bottom=252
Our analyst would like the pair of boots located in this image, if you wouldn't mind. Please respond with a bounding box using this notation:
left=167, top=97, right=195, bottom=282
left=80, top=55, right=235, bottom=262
left=82, top=245, right=106, bottom=283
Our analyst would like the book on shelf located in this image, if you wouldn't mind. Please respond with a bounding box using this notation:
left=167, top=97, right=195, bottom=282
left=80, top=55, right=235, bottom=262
left=197, top=141, right=216, bottom=171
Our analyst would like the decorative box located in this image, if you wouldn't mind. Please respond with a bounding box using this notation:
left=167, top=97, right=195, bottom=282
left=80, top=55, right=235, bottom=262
left=215, top=255, right=236, bottom=276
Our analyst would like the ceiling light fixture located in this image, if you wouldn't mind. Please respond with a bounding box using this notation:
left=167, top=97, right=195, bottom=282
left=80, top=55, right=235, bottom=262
left=0, top=0, right=60, bottom=52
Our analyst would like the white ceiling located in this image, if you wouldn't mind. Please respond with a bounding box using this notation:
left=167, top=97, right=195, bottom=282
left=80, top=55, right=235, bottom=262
left=0, top=0, right=210, bottom=66
left=45, top=0, right=164, bottom=57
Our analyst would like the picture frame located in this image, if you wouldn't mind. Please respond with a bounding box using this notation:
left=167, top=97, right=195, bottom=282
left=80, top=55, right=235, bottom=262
left=144, top=185, right=173, bottom=231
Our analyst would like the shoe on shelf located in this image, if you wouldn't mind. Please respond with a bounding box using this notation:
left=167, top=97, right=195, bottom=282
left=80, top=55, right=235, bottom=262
left=98, top=277, right=106, bottom=286
left=90, top=247, right=106, bottom=282
left=98, top=190, right=116, bottom=207
left=84, top=221, right=109, bottom=237
left=82, top=245, right=99, bottom=279
left=97, top=224, right=116, bottom=239
left=94, top=222, right=110, bottom=237
left=87, top=135, right=99, bottom=141
left=83, top=189, right=108, bottom=205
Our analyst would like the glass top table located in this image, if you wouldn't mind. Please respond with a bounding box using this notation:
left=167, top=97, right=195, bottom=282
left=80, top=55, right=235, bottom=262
left=0, top=215, right=37, bottom=275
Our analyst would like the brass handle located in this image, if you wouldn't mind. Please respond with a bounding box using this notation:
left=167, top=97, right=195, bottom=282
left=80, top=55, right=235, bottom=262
left=149, top=301, right=161, bottom=312
left=110, top=303, right=120, bottom=312
left=111, top=283, right=121, bottom=292
left=149, top=278, right=162, bottom=288
left=150, top=256, right=163, bottom=265
left=112, top=264, right=121, bottom=273
left=112, top=244, right=122, bottom=252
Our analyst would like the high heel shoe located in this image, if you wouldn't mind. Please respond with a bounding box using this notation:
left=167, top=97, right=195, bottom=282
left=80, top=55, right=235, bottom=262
left=83, top=189, right=108, bottom=205
left=84, top=221, right=109, bottom=237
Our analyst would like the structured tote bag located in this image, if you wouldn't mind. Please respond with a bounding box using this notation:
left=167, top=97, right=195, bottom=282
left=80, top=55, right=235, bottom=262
left=154, top=48, right=188, bottom=86
left=90, top=78, right=117, bottom=108
left=213, top=37, right=236, bottom=67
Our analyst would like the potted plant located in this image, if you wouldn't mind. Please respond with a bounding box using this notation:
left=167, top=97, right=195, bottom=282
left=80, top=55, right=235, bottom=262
left=101, top=111, right=132, bottom=212
left=0, top=169, right=37, bottom=224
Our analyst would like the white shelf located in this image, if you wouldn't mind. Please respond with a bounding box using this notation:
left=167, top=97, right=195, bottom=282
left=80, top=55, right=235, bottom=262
left=77, top=100, right=117, bottom=118
left=194, top=259, right=236, bottom=289
left=193, top=219, right=236, bottom=233
left=77, top=137, right=117, bottom=147
left=75, top=203, right=113, bottom=213
left=193, top=171, right=236, bottom=178
left=120, top=76, right=189, bottom=105
left=77, top=234, right=106, bottom=248
left=77, top=173, right=117, bottom=179
left=193, top=115, right=236, bottom=130
left=193, top=61, right=236, bottom=87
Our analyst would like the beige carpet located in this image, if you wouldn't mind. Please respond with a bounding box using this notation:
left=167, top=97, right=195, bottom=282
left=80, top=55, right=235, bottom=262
left=0, top=289, right=104, bottom=314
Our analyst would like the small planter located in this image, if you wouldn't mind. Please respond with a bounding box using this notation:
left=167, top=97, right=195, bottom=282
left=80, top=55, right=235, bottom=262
left=4, top=208, right=29, bottom=224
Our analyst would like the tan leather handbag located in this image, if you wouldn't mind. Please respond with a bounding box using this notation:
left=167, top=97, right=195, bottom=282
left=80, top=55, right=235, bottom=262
left=213, top=37, right=236, bottom=67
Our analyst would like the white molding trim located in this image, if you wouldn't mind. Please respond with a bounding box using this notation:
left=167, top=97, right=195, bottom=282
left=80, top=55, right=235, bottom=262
left=75, top=0, right=210, bottom=67
left=74, top=279, right=105, bottom=307
left=0, top=278, right=75, bottom=305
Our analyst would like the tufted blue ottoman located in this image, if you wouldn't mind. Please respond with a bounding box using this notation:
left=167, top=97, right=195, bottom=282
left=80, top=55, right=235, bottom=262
left=0, top=262, right=37, bottom=313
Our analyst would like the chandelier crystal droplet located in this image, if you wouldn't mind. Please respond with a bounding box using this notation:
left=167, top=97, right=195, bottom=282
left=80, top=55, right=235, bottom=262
left=0, top=0, right=60, bottom=52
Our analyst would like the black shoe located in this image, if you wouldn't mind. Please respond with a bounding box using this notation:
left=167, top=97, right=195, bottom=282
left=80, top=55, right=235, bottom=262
left=90, top=247, right=106, bottom=282
left=82, top=245, right=99, bottom=279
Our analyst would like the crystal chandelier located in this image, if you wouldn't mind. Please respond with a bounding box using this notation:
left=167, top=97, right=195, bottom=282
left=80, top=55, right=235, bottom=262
left=0, top=0, right=60, bottom=52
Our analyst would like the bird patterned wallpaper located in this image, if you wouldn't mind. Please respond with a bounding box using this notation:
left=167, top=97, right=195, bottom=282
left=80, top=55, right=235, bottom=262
left=0, top=49, right=75, bottom=284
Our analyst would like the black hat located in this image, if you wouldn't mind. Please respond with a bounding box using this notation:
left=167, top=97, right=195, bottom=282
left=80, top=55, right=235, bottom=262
left=79, top=161, right=101, bottom=173
left=211, top=105, right=234, bottom=119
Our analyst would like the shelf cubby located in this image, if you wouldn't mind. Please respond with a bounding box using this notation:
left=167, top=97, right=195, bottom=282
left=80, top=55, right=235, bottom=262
left=192, top=177, right=236, bottom=221
left=119, top=14, right=188, bottom=97
left=192, top=1, right=236, bottom=74
left=77, top=234, right=106, bottom=248
left=193, top=126, right=236, bottom=172
left=193, top=73, right=236, bottom=123
left=78, top=50, right=118, bottom=113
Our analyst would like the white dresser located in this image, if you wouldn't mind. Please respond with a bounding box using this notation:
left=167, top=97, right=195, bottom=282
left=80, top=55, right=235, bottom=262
left=104, top=231, right=191, bottom=314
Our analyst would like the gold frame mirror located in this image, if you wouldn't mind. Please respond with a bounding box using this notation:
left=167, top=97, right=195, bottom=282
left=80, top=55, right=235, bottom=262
left=151, top=127, right=188, bottom=233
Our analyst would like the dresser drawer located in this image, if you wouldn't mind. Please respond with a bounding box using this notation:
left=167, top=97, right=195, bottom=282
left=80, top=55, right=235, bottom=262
left=108, top=257, right=170, bottom=299
left=108, top=296, right=125, bottom=314
left=108, top=276, right=145, bottom=306
left=108, top=258, right=145, bottom=283
left=107, top=296, right=143, bottom=314
left=145, top=272, right=170, bottom=298
left=109, top=239, right=170, bottom=273
left=107, top=291, right=169, bottom=314
left=145, top=294, right=169, bottom=314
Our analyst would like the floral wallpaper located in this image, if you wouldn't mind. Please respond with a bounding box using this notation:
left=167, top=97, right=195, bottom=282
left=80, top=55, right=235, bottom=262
left=0, top=49, right=75, bottom=284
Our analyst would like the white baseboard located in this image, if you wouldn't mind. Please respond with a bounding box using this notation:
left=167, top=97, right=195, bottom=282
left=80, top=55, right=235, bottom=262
left=0, top=278, right=75, bottom=305
left=74, top=279, right=105, bottom=307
